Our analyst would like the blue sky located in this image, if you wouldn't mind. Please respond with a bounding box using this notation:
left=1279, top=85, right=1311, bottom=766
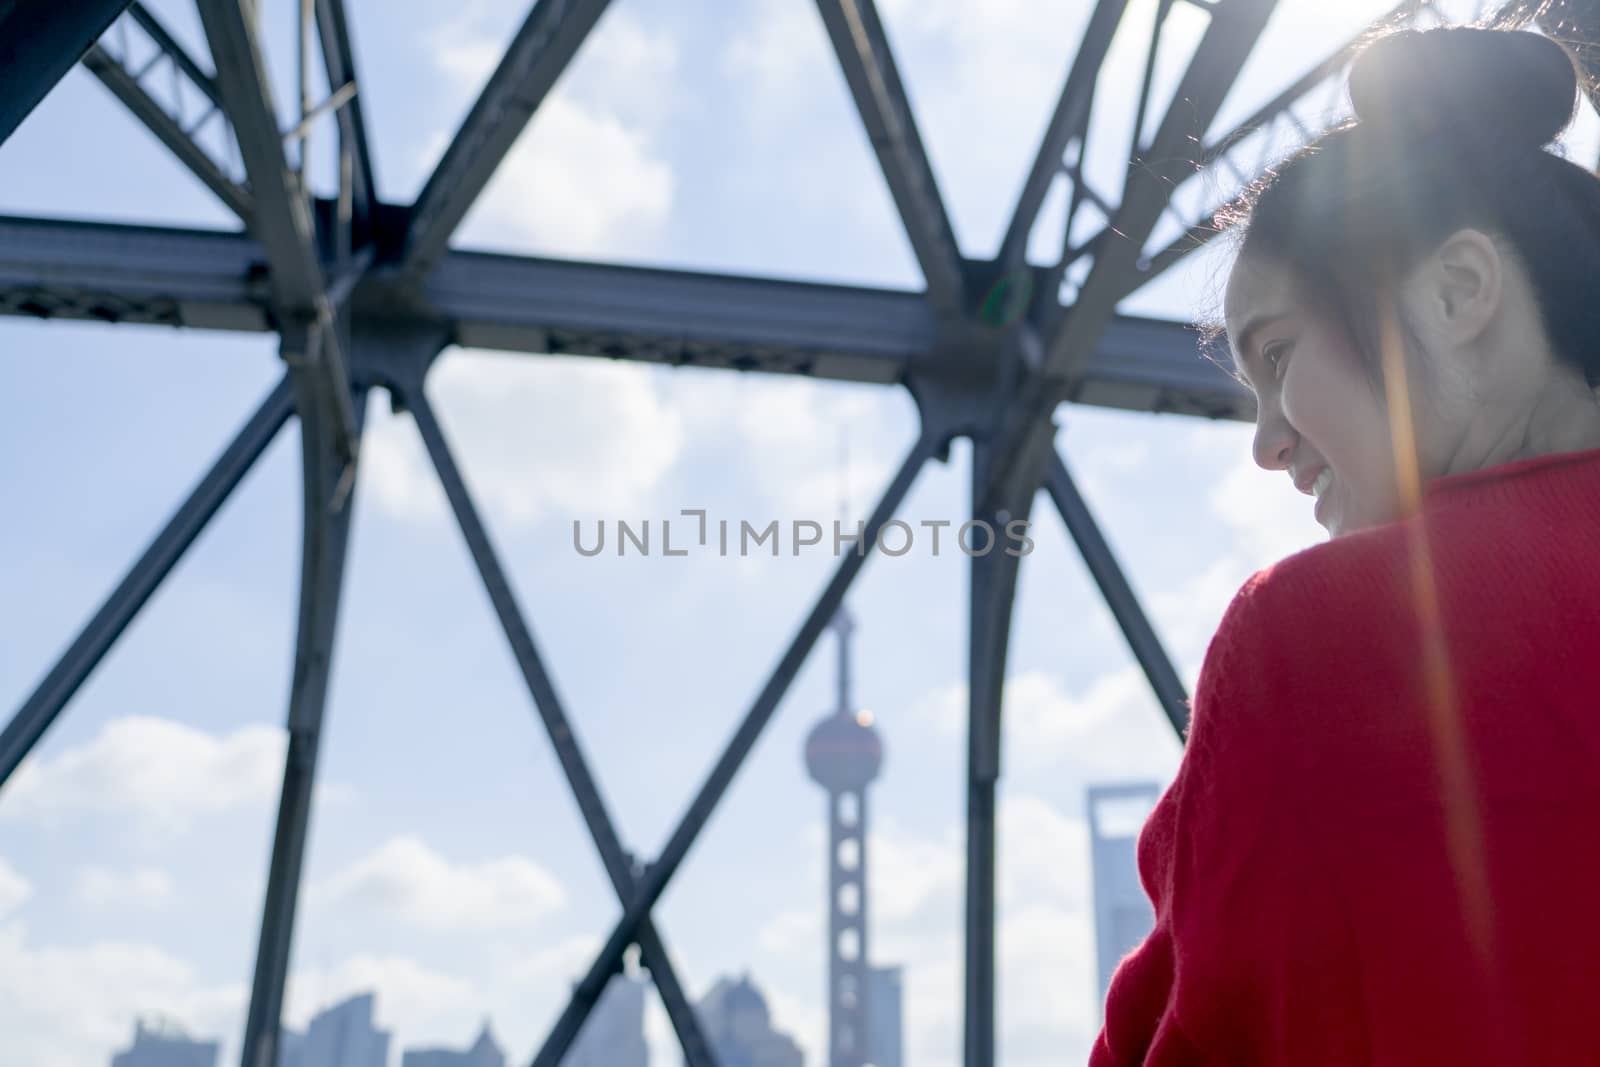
left=2, top=1, right=1577, bottom=1065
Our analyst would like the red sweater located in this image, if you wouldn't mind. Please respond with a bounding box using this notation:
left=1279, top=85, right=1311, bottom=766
left=1091, top=447, right=1600, bottom=1066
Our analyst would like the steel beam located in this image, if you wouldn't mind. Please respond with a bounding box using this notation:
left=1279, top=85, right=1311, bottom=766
left=529, top=428, right=941, bottom=1067
left=124, top=3, right=227, bottom=110
left=998, top=0, right=1131, bottom=271
left=1110, top=0, right=1427, bottom=301
left=196, top=0, right=358, bottom=460
left=83, top=6, right=255, bottom=225
left=0, top=0, right=131, bottom=144
left=1042, top=0, right=1276, bottom=381
left=962, top=432, right=1048, bottom=1067
left=0, top=377, right=293, bottom=792
left=0, top=216, right=270, bottom=330
left=1045, top=451, right=1190, bottom=737
left=403, top=382, right=717, bottom=1067
left=420, top=247, right=936, bottom=380
left=0, top=217, right=1249, bottom=417
left=978, top=0, right=1276, bottom=515
left=239, top=379, right=367, bottom=1067
left=812, top=0, right=966, bottom=317
left=400, top=0, right=616, bottom=284
left=196, top=0, right=324, bottom=307
left=313, top=0, right=376, bottom=232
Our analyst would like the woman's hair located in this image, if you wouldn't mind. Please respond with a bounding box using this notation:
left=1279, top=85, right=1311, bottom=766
left=1214, top=25, right=1600, bottom=385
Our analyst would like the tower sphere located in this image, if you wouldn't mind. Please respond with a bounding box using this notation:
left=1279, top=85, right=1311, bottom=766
left=804, top=709, right=884, bottom=791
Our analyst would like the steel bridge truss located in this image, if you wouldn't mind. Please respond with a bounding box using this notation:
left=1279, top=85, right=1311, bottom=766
left=0, top=1, right=1568, bottom=1065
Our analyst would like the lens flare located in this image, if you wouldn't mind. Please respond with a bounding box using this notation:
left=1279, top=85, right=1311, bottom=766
left=1377, top=293, right=1497, bottom=979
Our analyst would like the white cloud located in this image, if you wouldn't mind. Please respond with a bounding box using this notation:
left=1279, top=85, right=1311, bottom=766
left=0, top=922, right=242, bottom=1067
left=1144, top=426, right=1325, bottom=670
left=501, top=931, right=600, bottom=985
left=432, top=37, right=503, bottom=92
left=0, top=859, right=30, bottom=919
left=457, top=93, right=675, bottom=259
left=722, top=0, right=829, bottom=104
left=560, top=10, right=681, bottom=127
left=912, top=668, right=1181, bottom=785
left=360, top=306, right=913, bottom=546
left=74, top=865, right=175, bottom=911
left=756, top=906, right=819, bottom=956
left=1208, top=447, right=1326, bottom=564
left=997, top=793, right=1092, bottom=912
left=669, top=371, right=911, bottom=520
left=427, top=8, right=679, bottom=260
left=363, top=352, right=685, bottom=530
left=1150, top=552, right=1258, bottom=676
left=433, top=7, right=678, bottom=123
left=826, top=794, right=1107, bottom=1067
left=1, top=717, right=288, bottom=835
left=996, top=902, right=1101, bottom=1046
left=870, top=819, right=965, bottom=925
left=311, top=835, right=565, bottom=932
left=285, top=953, right=478, bottom=1035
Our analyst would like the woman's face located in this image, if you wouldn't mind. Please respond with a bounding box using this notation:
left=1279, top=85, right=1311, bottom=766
left=1223, top=254, right=1404, bottom=538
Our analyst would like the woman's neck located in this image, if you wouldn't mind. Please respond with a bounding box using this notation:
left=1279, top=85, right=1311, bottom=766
left=1450, top=372, right=1600, bottom=476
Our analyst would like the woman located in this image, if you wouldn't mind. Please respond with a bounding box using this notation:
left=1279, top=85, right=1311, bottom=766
left=1092, top=25, right=1600, bottom=1066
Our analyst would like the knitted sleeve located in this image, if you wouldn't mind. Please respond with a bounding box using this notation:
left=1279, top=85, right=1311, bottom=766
left=1089, top=570, right=1364, bottom=1066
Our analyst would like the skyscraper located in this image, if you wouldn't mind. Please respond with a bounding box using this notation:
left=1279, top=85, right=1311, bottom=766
left=863, top=966, right=902, bottom=1067
left=563, top=974, right=649, bottom=1067
left=697, top=974, right=803, bottom=1067
left=1087, top=782, right=1162, bottom=1019
left=278, top=992, right=390, bottom=1067
left=110, top=1018, right=219, bottom=1067
left=803, top=607, right=902, bottom=1067
left=401, top=1022, right=505, bottom=1067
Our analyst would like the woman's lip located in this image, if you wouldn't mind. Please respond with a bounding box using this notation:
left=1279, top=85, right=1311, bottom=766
left=1294, top=465, right=1326, bottom=496
left=1313, top=483, right=1332, bottom=526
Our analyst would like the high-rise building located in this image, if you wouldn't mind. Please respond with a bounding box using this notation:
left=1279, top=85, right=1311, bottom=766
left=696, top=974, right=804, bottom=1067
left=1087, top=783, right=1162, bottom=1019
left=279, top=992, right=390, bottom=1067
left=863, top=966, right=902, bottom=1067
left=110, top=1018, right=219, bottom=1067
left=401, top=1021, right=505, bottom=1067
left=563, top=974, right=649, bottom=1067
left=801, top=608, right=907, bottom=1067
left=804, top=607, right=889, bottom=1067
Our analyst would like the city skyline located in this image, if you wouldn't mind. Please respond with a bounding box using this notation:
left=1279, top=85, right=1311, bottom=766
left=105, top=601, right=905, bottom=1067
left=105, top=977, right=822, bottom=1067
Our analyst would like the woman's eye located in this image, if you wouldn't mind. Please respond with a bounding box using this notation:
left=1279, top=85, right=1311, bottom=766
left=1263, top=342, right=1292, bottom=377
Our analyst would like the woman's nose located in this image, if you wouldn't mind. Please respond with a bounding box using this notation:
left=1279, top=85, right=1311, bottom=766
left=1252, top=413, right=1295, bottom=471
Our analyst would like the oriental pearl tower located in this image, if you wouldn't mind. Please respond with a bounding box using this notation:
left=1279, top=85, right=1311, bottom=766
left=804, top=605, right=883, bottom=1067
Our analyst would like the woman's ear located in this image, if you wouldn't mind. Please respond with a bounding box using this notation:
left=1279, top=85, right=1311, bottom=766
left=1417, top=228, right=1503, bottom=346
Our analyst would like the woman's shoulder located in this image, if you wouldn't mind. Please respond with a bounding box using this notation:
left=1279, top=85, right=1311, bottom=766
left=1217, top=521, right=1411, bottom=632
left=1194, top=528, right=1417, bottom=717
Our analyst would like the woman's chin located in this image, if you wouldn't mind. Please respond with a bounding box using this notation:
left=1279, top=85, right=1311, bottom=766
left=1313, top=490, right=1338, bottom=537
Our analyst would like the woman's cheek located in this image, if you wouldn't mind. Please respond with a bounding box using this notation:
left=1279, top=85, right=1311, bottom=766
left=1279, top=367, right=1311, bottom=432
left=1279, top=350, right=1336, bottom=437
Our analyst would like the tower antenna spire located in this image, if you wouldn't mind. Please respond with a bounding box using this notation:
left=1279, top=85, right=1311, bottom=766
left=834, top=423, right=855, bottom=715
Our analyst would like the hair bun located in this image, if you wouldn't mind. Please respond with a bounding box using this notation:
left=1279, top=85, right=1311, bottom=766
left=1348, top=28, right=1577, bottom=150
